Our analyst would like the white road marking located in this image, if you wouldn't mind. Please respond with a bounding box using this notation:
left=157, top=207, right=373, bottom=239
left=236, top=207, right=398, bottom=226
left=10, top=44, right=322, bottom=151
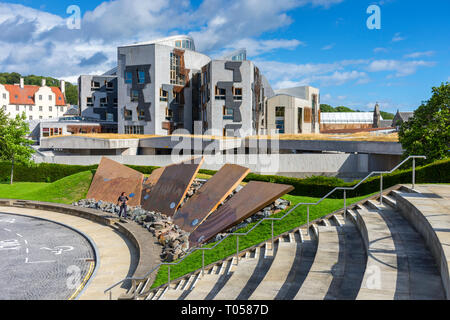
left=24, top=240, right=28, bottom=245
left=16, top=233, right=23, bottom=238
left=40, top=246, right=74, bottom=255
left=0, top=239, right=21, bottom=250
left=25, top=257, right=56, bottom=264
left=0, top=218, right=15, bottom=224
left=3, top=228, right=11, bottom=232
left=26, top=248, right=29, bottom=254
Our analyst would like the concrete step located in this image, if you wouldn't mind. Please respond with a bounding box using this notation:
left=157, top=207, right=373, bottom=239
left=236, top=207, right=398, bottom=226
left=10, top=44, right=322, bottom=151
left=249, top=231, right=300, bottom=300
left=214, top=243, right=274, bottom=300
left=293, top=225, right=343, bottom=300
left=382, top=194, right=397, bottom=208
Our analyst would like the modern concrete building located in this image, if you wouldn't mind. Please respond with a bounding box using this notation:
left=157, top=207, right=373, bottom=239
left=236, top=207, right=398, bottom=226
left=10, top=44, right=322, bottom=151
left=117, top=35, right=211, bottom=135
left=78, top=73, right=118, bottom=122
left=0, top=78, right=67, bottom=121
left=200, top=60, right=274, bottom=137
left=266, top=86, right=320, bottom=134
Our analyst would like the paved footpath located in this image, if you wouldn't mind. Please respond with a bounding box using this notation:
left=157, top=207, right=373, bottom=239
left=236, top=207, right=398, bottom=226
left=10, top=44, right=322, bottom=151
left=0, top=206, right=138, bottom=300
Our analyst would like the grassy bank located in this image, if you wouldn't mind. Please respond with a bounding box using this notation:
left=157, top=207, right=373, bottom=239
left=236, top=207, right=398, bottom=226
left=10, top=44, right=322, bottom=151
left=150, top=191, right=376, bottom=289
left=0, top=170, right=93, bottom=204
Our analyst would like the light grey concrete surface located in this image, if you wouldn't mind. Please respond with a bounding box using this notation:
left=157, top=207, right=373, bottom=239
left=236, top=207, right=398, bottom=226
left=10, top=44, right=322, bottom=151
left=392, top=184, right=450, bottom=299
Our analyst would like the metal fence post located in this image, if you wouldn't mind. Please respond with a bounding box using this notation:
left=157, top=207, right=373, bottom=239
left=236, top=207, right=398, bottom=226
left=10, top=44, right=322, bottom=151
left=236, top=235, right=239, bottom=265
left=271, top=220, right=274, bottom=251
left=109, top=291, right=112, bottom=300
left=132, top=279, right=137, bottom=300
left=168, top=266, right=170, bottom=289
left=307, top=206, right=310, bottom=229
left=343, top=189, right=347, bottom=219
left=380, top=173, right=383, bottom=205
left=202, top=250, right=205, bottom=276
left=412, top=157, right=416, bottom=189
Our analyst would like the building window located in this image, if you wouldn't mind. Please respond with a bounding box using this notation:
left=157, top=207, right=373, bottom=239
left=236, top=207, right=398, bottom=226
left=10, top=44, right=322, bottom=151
left=49, top=106, right=53, bottom=112
left=106, top=113, right=114, bottom=122
left=39, top=95, right=42, bottom=100
left=160, top=88, right=168, bottom=101
left=223, top=106, right=233, bottom=120
left=298, top=108, right=303, bottom=134
left=234, top=87, right=242, bottom=101
left=39, top=116, right=42, bottom=119
left=16, top=105, right=19, bottom=111
left=100, top=97, right=107, bottom=106
left=29, top=106, right=32, bottom=111
left=124, top=125, right=144, bottom=134
left=124, top=108, right=132, bottom=121
left=165, top=107, right=173, bottom=120
left=39, top=106, right=43, bottom=111
left=275, top=106, right=285, bottom=134
left=113, top=98, right=118, bottom=105
left=131, top=90, right=139, bottom=102
left=175, top=40, right=181, bottom=48
left=215, top=86, right=226, bottom=100
left=125, top=72, right=132, bottom=84
left=138, top=71, right=146, bottom=84
left=91, top=81, right=100, bottom=89
left=2, top=93, right=6, bottom=99
left=137, top=109, right=145, bottom=121
left=49, top=95, right=52, bottom=101
left=170, top=52, right=185, bottom=86
left=29, top=115, right=33, bottom=120
left=15, top=95, right=18, bottom=99
left=87, top=97, right=93, bottom=106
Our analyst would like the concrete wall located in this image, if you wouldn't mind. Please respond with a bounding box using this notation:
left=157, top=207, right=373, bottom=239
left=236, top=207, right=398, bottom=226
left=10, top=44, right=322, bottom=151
left=33, top=153, right=371, bottom=177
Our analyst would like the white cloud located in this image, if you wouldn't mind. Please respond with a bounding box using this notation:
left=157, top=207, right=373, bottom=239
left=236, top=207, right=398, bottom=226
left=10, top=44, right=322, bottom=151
left=367, top=59, right=435, bottom=77
left=373, top=47, right=388, bottom=53
left=404, top=51, right=435, bottom=58
left=322, top=43, right=335, bottom=50
left=392, top=32, right=405, bottom=42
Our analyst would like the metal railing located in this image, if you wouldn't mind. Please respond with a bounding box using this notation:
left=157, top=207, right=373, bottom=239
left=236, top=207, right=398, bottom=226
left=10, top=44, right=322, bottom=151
left=104, top=155, right=426, bottom=299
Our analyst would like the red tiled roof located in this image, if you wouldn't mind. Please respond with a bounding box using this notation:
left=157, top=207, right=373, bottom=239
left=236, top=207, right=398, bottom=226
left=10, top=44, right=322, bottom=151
left=4, top=84, right=66, bottom=106
left=51, top=87, right=66, bottom=106
left=4, top=84, right=40, bottom=105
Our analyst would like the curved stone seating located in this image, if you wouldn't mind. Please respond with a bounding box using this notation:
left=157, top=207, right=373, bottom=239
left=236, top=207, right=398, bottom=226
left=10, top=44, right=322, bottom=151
left=390, top=185, right=450, bottom=299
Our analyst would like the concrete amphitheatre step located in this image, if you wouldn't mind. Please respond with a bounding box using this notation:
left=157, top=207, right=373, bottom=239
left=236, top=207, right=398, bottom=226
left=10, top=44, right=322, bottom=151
left=390, top=184, right=450, bottom=299
left=138, top=184, right=449, bottom=300
left=350, top=193, right=445, bottom=300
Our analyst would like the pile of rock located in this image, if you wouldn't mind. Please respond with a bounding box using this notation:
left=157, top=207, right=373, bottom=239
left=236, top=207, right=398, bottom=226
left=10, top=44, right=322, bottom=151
left=72, top=185, right=291, bottom=261
left=72, top=199, right=190, bottom=262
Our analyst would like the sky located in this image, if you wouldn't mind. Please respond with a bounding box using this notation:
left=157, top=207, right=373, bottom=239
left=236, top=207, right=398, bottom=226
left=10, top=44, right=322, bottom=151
left=0, top=0, right=448, bottom=113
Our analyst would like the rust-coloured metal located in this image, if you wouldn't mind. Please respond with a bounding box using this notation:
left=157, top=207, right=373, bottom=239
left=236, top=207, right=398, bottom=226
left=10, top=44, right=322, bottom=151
left=143, top=157, right=204, bottom=216
left=86, top=157, right=144, bottom=206
left=189, top=181, right=294, bottom=247
left=140, top=167, right=165, bottom=209
left=304, top=107, right=312, bottom=123
left=173, top=164, right=250, bottom=232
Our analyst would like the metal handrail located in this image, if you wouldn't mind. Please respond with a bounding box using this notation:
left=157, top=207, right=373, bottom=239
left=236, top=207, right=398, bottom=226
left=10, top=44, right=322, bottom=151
left=104, top=155, right=426, bottom=299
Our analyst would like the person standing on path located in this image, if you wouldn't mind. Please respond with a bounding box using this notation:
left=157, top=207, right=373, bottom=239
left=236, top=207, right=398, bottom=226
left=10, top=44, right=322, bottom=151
left=117, top=192, right=129, bottom=219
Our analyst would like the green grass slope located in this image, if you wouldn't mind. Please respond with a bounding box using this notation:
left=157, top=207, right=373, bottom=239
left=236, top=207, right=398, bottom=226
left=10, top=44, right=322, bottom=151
left=0, top=170, right=93, bottom=204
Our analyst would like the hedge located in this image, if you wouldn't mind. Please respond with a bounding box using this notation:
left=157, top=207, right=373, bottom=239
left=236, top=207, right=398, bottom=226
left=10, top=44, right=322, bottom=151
left=1, top=158, right=448, bottom=198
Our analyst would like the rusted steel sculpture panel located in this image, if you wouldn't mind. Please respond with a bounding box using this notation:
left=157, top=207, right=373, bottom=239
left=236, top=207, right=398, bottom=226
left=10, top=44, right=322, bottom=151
left=143, top=157, right=204, bottom=216
left=189, top=181, right=294, bottom=247
left=141, top=167, right=165, bottom=209
left=86, top=157, right=144, bottom=206
left=173, top=164, right=250, bottom=232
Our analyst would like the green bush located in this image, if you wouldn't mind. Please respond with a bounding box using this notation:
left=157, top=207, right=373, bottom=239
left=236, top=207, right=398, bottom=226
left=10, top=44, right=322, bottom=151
left=1, top=159, right=448, bottom=197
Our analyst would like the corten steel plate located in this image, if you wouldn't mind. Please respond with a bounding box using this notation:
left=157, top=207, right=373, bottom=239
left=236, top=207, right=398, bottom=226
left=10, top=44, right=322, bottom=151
left=141, top=167, right=165, bottom=208
left=86, top=157, right=144, bottom=206
left=189, top=181, right=294, bottom=247
left=143, top=157, right=204, bottom=216
left=173, top=164, right=250, bottom=232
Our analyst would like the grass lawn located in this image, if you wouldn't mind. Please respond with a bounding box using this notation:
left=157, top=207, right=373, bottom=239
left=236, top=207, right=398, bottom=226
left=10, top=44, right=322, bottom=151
left=150, top=191, right=377, bottom=289
left=0, top=170, right=93, bottom=204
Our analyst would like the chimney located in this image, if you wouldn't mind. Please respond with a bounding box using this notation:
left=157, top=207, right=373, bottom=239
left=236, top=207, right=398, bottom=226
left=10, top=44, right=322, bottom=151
left=60, top=80, right=65, bottom=94
left=41, top=78, right=46, bottom=87
left=20, top=78, right=24, bottom=89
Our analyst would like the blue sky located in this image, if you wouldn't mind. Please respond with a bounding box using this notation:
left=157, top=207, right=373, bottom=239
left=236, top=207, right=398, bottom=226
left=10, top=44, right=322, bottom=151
left=0, top=0, right=448, bottom=113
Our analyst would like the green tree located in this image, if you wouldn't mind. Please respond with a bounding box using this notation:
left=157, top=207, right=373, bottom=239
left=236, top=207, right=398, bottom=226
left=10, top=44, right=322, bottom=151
left=320, top=104, right=335, bottom=112
left=0, top=111, right=35, bottom=184
left=380, top=111, right=394, bottom=119
left=398, top=82, right=450, bottom=163
left=334, top=106, right=355, bottom=112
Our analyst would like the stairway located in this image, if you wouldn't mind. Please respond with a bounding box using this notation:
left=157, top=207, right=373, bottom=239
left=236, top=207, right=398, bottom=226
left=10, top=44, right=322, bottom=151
left=135, top=184, right=449, bottom=300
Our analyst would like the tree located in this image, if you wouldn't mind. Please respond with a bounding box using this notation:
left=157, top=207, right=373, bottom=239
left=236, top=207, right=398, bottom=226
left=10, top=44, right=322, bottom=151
left=0, top=111, right=34, bottom=184
left=334, top=106, right=355, bottom=112
left=320, top=104, right=335, bottom=112
left=380, top=111, right=394, bottom=119
left=398, top=82, right=450, bottom=163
